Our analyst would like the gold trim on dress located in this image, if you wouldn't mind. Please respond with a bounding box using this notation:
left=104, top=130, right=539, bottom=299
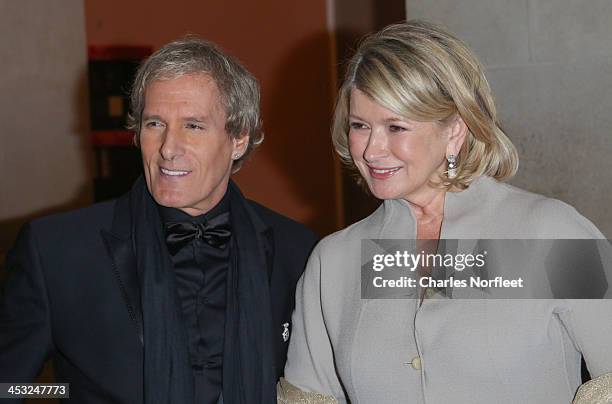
left=277, top=378, right=339, bottom=404
left=573, top=373, right=612, bottom=404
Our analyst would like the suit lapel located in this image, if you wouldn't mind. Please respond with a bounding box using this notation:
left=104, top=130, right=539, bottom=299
left=261, top=228, right=274, bottom=283
left=229, top=181, right=275, bottom=283
left=101, top=192, right=144, bottom=345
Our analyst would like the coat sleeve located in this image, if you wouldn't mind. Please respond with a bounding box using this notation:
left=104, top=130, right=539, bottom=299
left=558, top=240, right=612, bottom=379
left=284, top=247, right=347, bottom=402
left=555, top=210, right=612, bottom=380
left=559, top=299, right=612, bottom=379
left=0, top=223, right=54, bottom=383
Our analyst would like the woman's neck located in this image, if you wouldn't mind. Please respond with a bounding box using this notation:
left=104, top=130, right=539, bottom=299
left=406, top=188, right=446, bottom=240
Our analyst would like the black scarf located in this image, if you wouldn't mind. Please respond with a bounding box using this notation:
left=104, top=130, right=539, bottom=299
left=129, top=178, right=276, bottom=404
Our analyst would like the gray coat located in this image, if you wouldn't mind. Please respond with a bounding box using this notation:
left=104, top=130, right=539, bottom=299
left=284, top=176, right=612, bottom=404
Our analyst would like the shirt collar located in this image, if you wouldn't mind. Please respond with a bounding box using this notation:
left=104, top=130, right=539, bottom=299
left=157, top=187, right=231, bottom=225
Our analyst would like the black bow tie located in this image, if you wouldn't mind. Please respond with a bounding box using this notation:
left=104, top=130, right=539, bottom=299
left=164, top=212, right=231, bottom=255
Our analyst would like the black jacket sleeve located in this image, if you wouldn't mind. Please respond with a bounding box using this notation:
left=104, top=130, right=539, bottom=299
left=0, top=223, right=54, bottom=384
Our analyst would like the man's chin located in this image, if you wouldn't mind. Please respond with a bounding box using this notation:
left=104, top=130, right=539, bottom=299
left=151, top=190, right=184, bottom=209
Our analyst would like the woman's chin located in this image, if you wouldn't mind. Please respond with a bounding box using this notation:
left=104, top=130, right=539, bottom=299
left=368, top=187, right=401, bottom=201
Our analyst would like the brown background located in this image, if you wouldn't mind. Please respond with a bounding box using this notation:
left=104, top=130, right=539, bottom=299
left=85, top=0, right=339, bottom=236
left=0, top=2, right=404, bottom=398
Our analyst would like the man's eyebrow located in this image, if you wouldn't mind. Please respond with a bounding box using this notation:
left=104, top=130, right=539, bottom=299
left=142, top=114, right=162, bottom=121
left=141, top=115, right=210, bottom=122
left=184, top=116, right=209, bottom=122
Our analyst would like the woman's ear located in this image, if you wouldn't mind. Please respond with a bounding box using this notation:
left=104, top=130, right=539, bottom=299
left=446, top=114, right=468, bottom=156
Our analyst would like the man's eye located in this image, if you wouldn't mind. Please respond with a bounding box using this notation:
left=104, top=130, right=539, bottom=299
left=144, top=121, right=163, bottom=128
left=186, top=123, right=204, bottom=130
left=349, top=122, right=368, bottom=130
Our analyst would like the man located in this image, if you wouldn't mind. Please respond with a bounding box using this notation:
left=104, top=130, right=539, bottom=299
left=0, top=38, right=317, bottom=403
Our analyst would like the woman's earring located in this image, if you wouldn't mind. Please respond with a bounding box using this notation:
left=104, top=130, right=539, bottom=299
left=447, top=154, right=457, bottom=179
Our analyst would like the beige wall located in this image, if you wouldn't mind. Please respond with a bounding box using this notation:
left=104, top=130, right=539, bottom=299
left=407, top=0, right=612, bottom=237
left=0, top=0, right=92, bottom=257
left=85, top=0, right=338, bottom=235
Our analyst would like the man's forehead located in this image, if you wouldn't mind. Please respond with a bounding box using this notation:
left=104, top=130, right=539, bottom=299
left=144, top=73, right=220, bottom=98
left=152, top=71, right=215, bottom=84
left=143, top=74, right=224, bottom=109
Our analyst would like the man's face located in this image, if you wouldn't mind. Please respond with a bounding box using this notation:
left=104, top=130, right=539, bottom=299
left=140, top=73, right=248, bottom=216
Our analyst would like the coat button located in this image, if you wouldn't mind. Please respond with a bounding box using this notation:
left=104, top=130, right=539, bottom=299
left=410, top=356, right=422, bottom=370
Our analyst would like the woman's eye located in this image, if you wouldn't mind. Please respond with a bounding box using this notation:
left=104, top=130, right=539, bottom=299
left=349, top=122, right=368, bottom=130
left=389, top=125, right=407, bottom=133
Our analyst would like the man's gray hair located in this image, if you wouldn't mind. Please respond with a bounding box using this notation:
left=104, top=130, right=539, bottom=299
left=127, top=37, right=263, bottom=171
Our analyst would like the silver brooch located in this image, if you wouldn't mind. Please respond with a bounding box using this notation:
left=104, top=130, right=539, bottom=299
left=282, top=322, right=290, bottom=342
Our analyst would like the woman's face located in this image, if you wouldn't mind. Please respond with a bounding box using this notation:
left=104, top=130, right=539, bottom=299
left=348, top=89, right=458, bottom=204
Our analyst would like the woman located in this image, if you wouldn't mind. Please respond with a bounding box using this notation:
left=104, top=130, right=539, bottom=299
left=280, top=21, right=612, bottom=403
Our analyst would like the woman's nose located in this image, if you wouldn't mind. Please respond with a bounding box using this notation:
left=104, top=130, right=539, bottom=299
left=363, top=129, right=389, bottom=162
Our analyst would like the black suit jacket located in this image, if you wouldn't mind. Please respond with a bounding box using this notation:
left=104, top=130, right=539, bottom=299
left=0, top=184, right=317, bottom=403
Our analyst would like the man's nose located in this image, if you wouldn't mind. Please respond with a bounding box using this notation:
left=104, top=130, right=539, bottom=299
left=160, top=126, right=185, bottom=161
left=363, top=128, right=388, bottom=162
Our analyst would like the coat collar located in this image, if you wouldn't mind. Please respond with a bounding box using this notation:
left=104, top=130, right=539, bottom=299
left=107, top=179, right=272, bottom=238
left=100, top=190, right=143, bottom=344
left=227, top=180, right=271, bottom=234
left=227, top=180, right=274, bottom=280
left=100, top=179, right=275, bottom=346
left=377, top=175, right=492, bottom=239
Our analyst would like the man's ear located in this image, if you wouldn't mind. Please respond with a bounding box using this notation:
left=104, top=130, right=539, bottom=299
left=446, top=114, right=468, bottom=157
left=232, top=132, right=250, bottom=159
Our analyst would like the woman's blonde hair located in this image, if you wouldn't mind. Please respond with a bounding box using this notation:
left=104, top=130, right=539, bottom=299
left=332, top=20, right=518, bottom=189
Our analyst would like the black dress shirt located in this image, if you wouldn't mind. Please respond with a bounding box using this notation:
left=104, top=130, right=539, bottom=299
left=159, top=192, right=230, bottom=404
